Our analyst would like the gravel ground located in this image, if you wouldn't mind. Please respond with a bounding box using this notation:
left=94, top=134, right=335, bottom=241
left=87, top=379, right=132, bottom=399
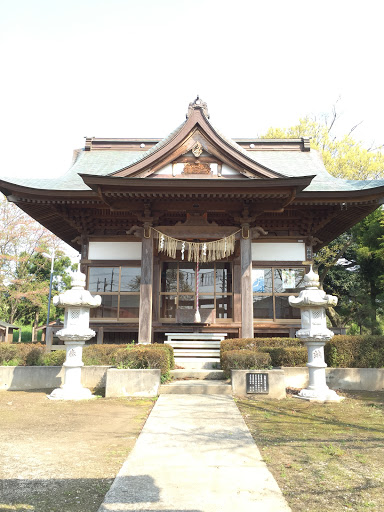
left=0, top=390, right=154, bottom=512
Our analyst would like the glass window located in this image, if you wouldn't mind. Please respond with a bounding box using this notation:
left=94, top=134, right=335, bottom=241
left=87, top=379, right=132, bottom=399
left=121, top=268, right=141, bottom=292
left=119, top=295, right=140, bottom=318
left=275, top=296, right=301, bottom=320
left=253, top=266, right=304, bottom=321
left=252, top=268, right=272, bottom=293
left=89, top=267, right=119, bottom=292
left=91, top=295, right=119, bottom=318
left=160, top=295, right=177, bottom=319
left=200, top=295, right=215, bottom=310
left=216, top=262, right=232, bottom=293
left=179, top=263, right=195, bottom=292
left=253, top=296, right=273, bottom=319
left=160, top=261, right=233, bottom=321
left=216, top=295, right=232, bottom=319
left=274, top=268, right=305, bottom=293
left=88, top=266, right=140, bottom=321
left=199, top=264, right=215, bottom=293
left=161, top=262, right=178, bottom=292
left=178, top=295, right=195, bottom=310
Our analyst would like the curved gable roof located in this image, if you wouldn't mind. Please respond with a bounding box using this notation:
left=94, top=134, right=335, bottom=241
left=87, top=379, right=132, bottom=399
left=110, top=104, right=283, bottom=179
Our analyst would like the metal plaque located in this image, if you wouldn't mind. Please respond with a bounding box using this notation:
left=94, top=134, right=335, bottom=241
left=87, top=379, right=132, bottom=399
left=246, top=373, right=269, bottom=394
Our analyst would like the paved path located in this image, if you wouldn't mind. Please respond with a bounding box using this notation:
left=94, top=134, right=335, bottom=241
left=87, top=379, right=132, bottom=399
left=98, top=395, right=291, bottom=512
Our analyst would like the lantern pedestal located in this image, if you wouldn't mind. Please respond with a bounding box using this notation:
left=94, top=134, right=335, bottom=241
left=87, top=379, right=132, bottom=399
left=297, top=340, right=341, bottom=402
left=48, top=341, right=95, bottom=400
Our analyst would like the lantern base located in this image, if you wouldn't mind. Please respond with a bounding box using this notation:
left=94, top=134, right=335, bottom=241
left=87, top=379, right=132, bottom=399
left=47, top=386, right=96, bottom=401
left=295, top=387, right=344, bottom=403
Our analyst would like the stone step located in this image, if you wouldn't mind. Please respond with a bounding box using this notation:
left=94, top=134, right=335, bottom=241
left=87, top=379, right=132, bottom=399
left=170, top=369, right=225, bottom=380
left=170, top=341, right=221, bottom=348
left=174, top=357, right=220, bottom=370
left=166, top=333, right=227, bottom=341
left=159, top=380, right=232, bottom=395
left=174, top=349, right=220, bottom=357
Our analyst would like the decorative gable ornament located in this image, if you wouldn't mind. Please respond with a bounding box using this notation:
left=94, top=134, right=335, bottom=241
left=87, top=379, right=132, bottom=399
left=191, top=141, right=203, bottom=158
left=186, top=95, right=210, bottom=119
left=183, top=162, right=211, bottom=174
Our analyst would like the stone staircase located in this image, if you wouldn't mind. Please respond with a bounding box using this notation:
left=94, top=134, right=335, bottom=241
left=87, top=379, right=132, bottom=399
left=165, top=332, right=226, bottom=369
left=159, top=369, right=232, bottom=395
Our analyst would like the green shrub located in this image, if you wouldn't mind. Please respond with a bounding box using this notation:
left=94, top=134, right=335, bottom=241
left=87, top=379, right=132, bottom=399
left=42, top=350, right=66, bottom=366
left=152, top=343, right=175, bottom=370
left=0, top=344, right=19, bottom=364
left=82, top=344, right=122, bottom=365
left=325, top=335, right=384, bottom=368
left=0, top=341, right=175, bottom=371
left=221, top=337, right=302, bottom=353
left=2, top=358, right=21, bottom=366
left=25, top=345, right=45, bottom=366
left=221, top=338, right=304, bottom=368
left=115, top=345, right=170, bottom=376
left=221, top=335, right=384, bottom=368
left=221, top=350, right=271, bottom=379
left=261, top=346, right=308, bottom=367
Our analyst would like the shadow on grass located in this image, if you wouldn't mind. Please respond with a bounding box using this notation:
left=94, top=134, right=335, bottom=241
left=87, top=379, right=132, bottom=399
left=1, top=476, right=202, bottom=512
left=238, top=395, right=384, bottom=439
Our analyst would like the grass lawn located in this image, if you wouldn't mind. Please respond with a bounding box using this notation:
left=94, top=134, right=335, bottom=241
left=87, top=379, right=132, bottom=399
left=237, top=391, right=384, bottom=512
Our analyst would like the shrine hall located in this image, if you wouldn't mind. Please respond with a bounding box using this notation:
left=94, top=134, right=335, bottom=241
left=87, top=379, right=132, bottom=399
left=1, top=97, right=384, bottom=346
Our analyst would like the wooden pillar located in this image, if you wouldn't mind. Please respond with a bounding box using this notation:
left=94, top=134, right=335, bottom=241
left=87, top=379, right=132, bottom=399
left=97, top=327, right=104, bottom=345
left=138, top=232, right=153, bottom=344
left=240, top=235, right=253, bottom=339
left=80, top=235, right=88, bottom=274
left=233, top=258, right=242, bottom=324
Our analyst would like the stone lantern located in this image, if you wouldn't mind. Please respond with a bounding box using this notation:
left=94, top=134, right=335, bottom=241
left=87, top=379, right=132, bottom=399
left=289, top=267, right=343, bottom=402
left=48, top=271, right=101, bottom=400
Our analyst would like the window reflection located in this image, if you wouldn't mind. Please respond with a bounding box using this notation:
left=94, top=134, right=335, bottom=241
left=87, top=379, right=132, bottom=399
left=88, top=266, right=140, bottom=321
left=252, top=267, right=304, bottom=321
left=121, top=268, right=141, bottom=292
left=89, top=267, right=119, bottom=292
left=160, top=262, right=233, bottom=320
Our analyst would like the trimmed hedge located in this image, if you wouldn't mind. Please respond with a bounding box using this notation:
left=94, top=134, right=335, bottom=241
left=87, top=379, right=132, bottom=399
left=82, top=344, right=123, bottom=366
left=221, top=335, right=384, bottom=369
left=261, top=346, right=308, bottom=367
left=115, top=345, right=170, bottom=376
left=0, top=342, right=175, bottom=374
left=324, top=335, right=384, bottom=368
left=221, top=350, right=271, bottom=379
left=221, top=338, right=305, bottom=368
left=221, top=337, right=303, bottom=353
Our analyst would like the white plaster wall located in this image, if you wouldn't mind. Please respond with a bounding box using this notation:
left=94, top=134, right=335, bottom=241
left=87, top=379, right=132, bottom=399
left=153, top=163, right=174, bottom=175
left=252, top=242, right=305, bottom=261
left=221, top=164, right=240, bottom=176
left=88, top=242, right=142, bottom=260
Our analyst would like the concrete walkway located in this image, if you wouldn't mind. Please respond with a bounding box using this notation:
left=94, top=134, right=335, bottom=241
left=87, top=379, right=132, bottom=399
left=98, top=395, right=291, bottom=512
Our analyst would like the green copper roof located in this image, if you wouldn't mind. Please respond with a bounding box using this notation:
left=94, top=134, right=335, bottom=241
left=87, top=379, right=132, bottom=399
left=2, top=121, right=384, bottom=194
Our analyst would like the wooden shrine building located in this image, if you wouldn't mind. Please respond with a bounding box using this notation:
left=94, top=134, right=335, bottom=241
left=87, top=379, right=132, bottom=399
left=1, top=97, right=384, bottom=344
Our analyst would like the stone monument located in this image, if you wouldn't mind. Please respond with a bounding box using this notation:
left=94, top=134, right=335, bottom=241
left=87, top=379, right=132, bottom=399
left=289, top=267, right=343, bottom=402
left=48, top=271, right=101, bottom=400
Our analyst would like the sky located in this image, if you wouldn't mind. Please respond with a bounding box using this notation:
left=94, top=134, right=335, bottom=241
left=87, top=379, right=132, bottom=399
left=0, top=0, right=383, bottom=181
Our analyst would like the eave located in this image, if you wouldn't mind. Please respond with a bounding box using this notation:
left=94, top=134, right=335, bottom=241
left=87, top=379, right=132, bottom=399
left=81, top=174, right=315, bottom=199
left=296, top=185, right=384, bottom=204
